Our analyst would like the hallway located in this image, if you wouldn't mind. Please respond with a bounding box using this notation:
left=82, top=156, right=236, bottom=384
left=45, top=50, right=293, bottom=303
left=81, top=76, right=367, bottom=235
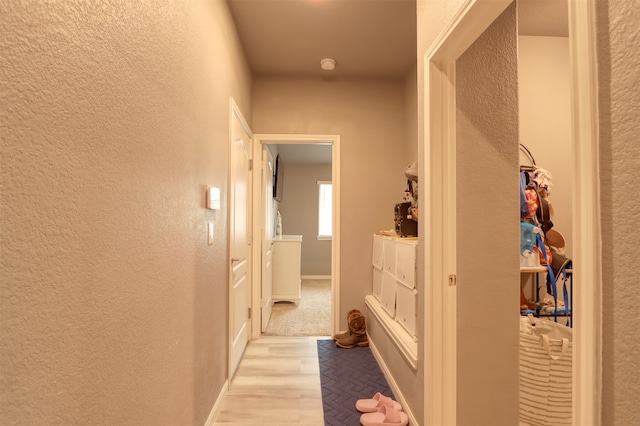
left=214, top=337, right=325, bottom=425
left=3, top=1, right=638, bottom=425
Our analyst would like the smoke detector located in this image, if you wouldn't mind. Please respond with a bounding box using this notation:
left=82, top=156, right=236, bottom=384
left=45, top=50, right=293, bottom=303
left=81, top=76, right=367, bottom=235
left=320, top=58, right=336, bottom=71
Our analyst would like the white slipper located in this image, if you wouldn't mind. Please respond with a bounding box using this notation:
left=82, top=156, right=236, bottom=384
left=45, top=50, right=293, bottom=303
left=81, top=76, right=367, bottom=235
left=360, top=405, right=409, bottom=426
left=356, top=392, right=402, bottom=413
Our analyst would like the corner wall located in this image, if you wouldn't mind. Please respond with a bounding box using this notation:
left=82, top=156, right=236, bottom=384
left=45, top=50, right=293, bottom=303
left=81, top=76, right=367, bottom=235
left=455, top=4, right=520, bottom=424
left=0, top=1, right=251, bottom=424
left=596, top=0, right=640, bottom=424
left=518, top=36, right=573, bottom=258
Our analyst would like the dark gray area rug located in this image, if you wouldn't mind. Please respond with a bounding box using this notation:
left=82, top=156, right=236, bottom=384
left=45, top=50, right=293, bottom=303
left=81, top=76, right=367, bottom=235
left=317, top=339, right=395, bottom=425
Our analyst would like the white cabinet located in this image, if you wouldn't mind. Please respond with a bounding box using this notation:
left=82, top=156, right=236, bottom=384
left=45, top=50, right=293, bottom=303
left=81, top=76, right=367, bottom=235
left=396, top=284, right=418, bottom=336
left=370, top=234, right=418, bottom=338
left=395, top=240, right=417, bottom=289
left=383, top=238, right=397, bottom=275
left=372, top=266, right=383, bottom=302
left=272, top=235, right=303, bottom=303
left=372, top=234, right=385, bottom=270
left=381, top=270, right=397, bottom=317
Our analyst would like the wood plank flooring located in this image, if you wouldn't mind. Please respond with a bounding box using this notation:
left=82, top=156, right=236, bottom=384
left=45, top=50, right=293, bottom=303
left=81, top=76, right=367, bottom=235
left=214, top=336, right=327, bottom=426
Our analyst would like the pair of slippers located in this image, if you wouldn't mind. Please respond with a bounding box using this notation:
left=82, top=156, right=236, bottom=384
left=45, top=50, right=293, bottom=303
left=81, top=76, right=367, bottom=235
left=356, top=392, right=408, bottom=426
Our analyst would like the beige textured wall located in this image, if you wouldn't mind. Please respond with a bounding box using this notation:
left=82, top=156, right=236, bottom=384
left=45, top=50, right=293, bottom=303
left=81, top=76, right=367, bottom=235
left=455, top=4, right=520, bottom=424
left=596, top=0, right=640, bottom=424
left=0, top=1, right=251, bottom=424
left=404, top=65, right=419, bottom=167
left=362, top=66, right=422, bottom=423
left=518, top=36, right=573, bottom=258
left=252, top=76, right=409, bottom=317
left=278, top=163, right=332, bottom=276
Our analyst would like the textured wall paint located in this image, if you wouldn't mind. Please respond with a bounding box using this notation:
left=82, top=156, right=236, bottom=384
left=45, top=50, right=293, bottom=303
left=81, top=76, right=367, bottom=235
left=518, top=36, right=573, bottom=258
left=455, top=3, right=520, bottom=424
left=404, top=65, right=419, bottom=167
left=0, top=1, right=251, bottom=424
left=278, top=163, right=332, bottom=276
left=597, top=0, right=640, bottom=424
left=252, top=76, right=408, bottom=314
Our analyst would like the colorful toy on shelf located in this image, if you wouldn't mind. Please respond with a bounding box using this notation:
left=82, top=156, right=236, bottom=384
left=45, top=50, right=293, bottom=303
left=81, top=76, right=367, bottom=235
left=520, top=221, right=542, bottom=267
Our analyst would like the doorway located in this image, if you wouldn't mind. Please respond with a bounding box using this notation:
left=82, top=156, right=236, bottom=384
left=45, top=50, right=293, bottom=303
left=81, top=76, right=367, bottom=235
left=250, top=134, right=341, bottom=341
left=422, top=0, right=600, bottom=424
left=264, top=144, right=332, bottom=336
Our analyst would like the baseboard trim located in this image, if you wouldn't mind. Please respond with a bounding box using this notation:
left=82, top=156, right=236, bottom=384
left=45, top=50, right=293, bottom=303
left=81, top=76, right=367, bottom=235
left=301, top=275, right=331, bottom=280
left=204, top=379, right=228, bottom=426
left=369, top=338, right=419, bottom=426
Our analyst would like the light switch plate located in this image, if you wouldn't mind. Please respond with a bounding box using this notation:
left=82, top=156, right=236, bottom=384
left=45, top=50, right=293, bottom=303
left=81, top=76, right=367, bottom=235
left=207, top=186, right=220, bottom=210
left=208, top=223, right=214, bottom=245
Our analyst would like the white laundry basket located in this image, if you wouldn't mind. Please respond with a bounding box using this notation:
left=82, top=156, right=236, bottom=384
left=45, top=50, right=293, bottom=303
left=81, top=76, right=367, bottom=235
left=519, top=315, right=572, bottom=426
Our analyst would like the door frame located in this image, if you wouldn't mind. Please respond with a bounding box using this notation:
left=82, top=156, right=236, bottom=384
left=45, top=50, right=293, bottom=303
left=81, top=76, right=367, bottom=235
left=422, top=0, right=601, bottom=424
left=228, top=98, right=253, bottom=382
left=259, top=146, right=275, bottom=332
left=250, top=134, right=341, bottom=339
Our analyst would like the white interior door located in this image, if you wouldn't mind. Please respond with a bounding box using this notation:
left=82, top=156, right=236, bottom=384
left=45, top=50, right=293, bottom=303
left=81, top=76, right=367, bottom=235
left=229, top=104, right=252, bottom=379
left=261, top=147, right=275, bottom=332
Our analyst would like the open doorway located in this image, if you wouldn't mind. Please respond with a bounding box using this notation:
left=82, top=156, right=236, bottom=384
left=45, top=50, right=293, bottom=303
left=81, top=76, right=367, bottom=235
left=422, top=0, right=600, bottom=424
left=250, top=134, right=341, bottom=340
left=264, top=143, right=332, bottom=336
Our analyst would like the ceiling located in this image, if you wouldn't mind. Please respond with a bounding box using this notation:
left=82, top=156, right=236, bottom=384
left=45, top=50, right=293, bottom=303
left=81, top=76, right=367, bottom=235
left=227, top=0, right=568, bottom=79
left=227, top=0, right=416, bottom=165
left=227, top=0, right=568, bottom=165
left=226, top=0, right=417, bottom=79
left=518, top=0, right=568, bottom=37
left=276, top=144, right=333, bottom=165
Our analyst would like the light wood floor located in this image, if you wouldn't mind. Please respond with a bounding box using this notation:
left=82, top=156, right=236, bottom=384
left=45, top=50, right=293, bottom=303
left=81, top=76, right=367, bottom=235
left=214, top=336, right=327, bottom=426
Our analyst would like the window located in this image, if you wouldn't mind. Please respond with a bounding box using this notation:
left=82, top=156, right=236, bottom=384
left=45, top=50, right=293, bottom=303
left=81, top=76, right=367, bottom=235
left=317, top=181, right=332, bottom=239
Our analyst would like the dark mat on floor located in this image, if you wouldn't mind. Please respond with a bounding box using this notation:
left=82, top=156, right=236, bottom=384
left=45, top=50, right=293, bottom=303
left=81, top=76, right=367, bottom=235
left=317, top=339, right=394, bottom=425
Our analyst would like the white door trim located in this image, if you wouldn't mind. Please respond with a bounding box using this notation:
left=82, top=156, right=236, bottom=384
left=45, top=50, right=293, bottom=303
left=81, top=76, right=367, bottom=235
left=260, top=147, right=275, bottom=332
left=228, top=98, right=253, bottom=383
left=250, top=134, right=341, bottom=339
left=422, top=0, right=601, bottom=425
left=568, top=0, right=602, bottom=423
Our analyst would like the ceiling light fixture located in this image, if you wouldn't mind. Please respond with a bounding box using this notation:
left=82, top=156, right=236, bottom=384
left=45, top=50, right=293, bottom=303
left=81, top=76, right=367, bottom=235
left=320, top=58, right=336, bottom=71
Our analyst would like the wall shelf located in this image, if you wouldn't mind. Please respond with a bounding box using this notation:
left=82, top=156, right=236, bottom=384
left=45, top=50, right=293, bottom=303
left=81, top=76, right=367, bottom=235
left=365, top=295, right=418, bottom=369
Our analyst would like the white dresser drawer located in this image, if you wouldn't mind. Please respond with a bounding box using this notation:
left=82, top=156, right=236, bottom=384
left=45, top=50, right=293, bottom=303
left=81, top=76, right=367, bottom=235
left=272, top=235, right=302, bottom=303
left=395, top=240, right=417, bottom=289
left=383, top=238, right=397, bottom=276
left=372, top=266, right=383, bottom=302
left=372, top=234, right=385, bottom=270
left=395, top=283, right=417, bottom=337
left=380, top=270, right=397, bottom=317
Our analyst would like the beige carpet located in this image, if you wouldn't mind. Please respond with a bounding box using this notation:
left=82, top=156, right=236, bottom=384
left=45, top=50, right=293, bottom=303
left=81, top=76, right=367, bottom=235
left=263, top=279, right=331, bottom=336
